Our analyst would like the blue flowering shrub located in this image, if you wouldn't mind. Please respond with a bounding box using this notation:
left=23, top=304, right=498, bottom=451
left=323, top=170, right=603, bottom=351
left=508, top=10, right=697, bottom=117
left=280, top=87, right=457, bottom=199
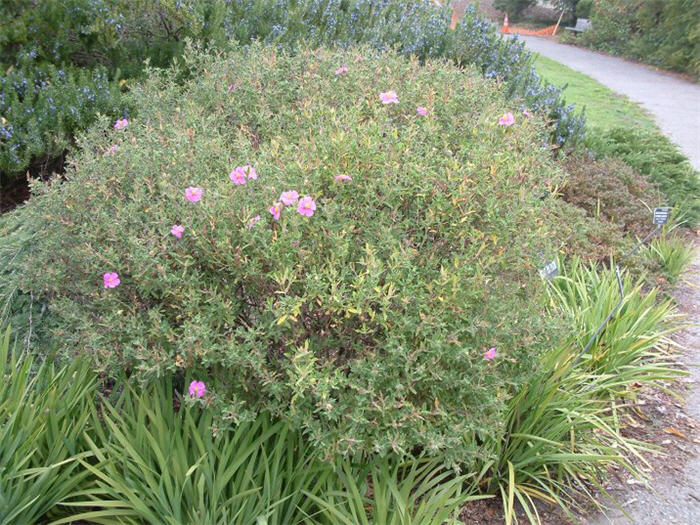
left=0, top=59, right=121, bottom=175
left=4, top=45, right=606, bottom=465
left=0, top=0, right=582, bottom=181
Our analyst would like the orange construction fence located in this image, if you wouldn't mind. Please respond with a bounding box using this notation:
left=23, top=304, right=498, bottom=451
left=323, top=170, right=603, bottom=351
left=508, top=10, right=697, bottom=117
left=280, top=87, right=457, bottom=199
left=444, top=7, right=561, bottom=36
left=499, top=13, right=560, bottom=36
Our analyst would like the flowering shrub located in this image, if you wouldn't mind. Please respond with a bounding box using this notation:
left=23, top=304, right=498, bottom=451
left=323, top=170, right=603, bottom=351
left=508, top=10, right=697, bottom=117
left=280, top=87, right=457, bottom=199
left=0, top=60, right=121, bottom=175
left=0, top=0, right=583, bottom=181
left=10, top=45, right=578, bottom=463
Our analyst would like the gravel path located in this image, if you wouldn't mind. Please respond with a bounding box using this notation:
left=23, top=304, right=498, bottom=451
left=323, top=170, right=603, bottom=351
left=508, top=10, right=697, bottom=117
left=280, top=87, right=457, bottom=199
left=515, top=36, right=700, bottom=525
left=516, top=35, right=700, bottom=170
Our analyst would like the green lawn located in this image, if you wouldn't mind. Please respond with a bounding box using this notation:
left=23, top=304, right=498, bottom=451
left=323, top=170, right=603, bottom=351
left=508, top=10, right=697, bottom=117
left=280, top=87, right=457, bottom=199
left=533, top=54, right=657, bottom=131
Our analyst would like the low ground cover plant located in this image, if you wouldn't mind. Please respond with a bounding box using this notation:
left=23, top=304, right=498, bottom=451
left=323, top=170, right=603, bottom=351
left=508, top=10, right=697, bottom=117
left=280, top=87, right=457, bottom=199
left=4, top=44, right=587, bottom=465
left=562, top=154, right=661, bottom=237
left=586, top=127, right=700, bottom=226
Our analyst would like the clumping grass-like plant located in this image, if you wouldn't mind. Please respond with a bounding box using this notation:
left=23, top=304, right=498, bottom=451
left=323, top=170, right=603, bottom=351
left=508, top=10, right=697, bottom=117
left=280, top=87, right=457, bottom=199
left=0, top=327, right=97, bottom=525
left=5, top=43, right=592, bottom=464
left=305, top=457, right=486, bottom=525
left=56, top=375, right=479, bottom=525
left=648, top=235, right=695, bottom=283
left=550, top=259, right=680, bottom=378
left=490, top=259, right=684, bottom=523
left=58, top=377, right=333, bottom=525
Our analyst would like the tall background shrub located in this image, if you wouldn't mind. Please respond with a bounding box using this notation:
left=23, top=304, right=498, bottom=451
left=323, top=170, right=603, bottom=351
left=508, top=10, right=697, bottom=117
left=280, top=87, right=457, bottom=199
left=580, top=0, right=700, bottom=78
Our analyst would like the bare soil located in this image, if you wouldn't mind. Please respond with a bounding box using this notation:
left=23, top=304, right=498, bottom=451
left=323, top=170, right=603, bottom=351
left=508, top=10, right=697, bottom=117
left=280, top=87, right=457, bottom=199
left=0, top=150, right=69, bottom=212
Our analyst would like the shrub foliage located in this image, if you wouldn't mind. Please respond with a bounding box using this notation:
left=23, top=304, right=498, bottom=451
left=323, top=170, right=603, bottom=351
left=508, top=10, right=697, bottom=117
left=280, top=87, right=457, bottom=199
left=9, top=46, right=573, bottom=462
left=0, top=60, right=121, bottom=175
left=562, top=154, right=660, bottom=237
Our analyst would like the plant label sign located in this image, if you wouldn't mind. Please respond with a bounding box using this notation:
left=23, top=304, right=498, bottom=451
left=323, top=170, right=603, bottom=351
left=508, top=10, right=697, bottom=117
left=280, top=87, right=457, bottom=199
left=539, top=260, right=558, bottom=280
left=653, top=207, right=671, bottom=225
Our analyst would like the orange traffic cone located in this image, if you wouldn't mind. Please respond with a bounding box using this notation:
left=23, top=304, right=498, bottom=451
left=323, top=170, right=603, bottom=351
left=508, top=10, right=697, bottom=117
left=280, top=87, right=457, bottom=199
left=501, top=13, right=510, bottom=34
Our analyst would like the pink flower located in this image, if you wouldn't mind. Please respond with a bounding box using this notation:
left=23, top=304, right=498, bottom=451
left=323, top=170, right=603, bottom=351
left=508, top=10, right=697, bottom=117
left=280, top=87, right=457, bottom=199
left=522, top=109, right=532, bottom=118
left=185, top=187, right=203, bottom=202
left=334, top=174, right=352, bottom=182
left=171, top=224, right=184, bottom=238
left=269, top=202, right=282, bottom=220
left=279, top=190, right=299, bottom=206
left=334, top=65, right=348, bottom=75
left=297, top=196, right=316, bottom=217
left=498, top=112, right=515, bottom=126
left=416, top=106, right=428, bottom=116
left=188, top=380, right=206, bottom=398
left=248, top=215, right=261, bottom=228
left=484, top=347, right=497, bottom=360
left=105, top=144, right=117, bottom=155
left=114, top=118, right=129, bottom=130
left=241, top=165, right=257, bottom=180
left=103, top=272, right=120, bottom=289
left=379, top=90, right=399, bottom=104
left=229, top=167, right=247, bottom=185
